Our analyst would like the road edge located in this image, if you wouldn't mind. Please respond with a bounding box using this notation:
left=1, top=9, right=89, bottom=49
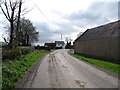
left=68, top=50, right=120, bottom=80
left=16, top=54, right=47, bottom=88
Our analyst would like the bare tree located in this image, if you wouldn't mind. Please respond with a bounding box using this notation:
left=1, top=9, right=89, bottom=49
left=0, top=0, right=22, bottom=48
left=65, top=37, right=72, bottom=49
left=77, top=32, right=83, bottom=38
left=65, top=37, right=72, bottom=43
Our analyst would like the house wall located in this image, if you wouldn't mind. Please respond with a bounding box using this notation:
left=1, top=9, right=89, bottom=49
left=74, top=37, right=120, bottom=62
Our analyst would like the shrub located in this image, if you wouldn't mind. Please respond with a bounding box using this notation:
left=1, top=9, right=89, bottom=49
left=19, top=46, right=34, bottom=55
left=2, top=46, right=34, bottom=61
left=2, top=48, right=21, bottom=61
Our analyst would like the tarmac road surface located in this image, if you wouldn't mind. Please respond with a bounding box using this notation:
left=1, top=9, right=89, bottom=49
left=30, top=49, right=118, bottom=88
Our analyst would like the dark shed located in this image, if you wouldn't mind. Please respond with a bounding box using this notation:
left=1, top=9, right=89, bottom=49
left=44, top=43, right=56, bottom=49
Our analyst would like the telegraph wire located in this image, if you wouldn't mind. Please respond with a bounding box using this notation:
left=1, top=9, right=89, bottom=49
left=33, top=1, right=50, bottom=23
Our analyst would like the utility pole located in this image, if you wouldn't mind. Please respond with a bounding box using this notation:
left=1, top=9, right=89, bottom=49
left=61, top=34, right=62, bottom=41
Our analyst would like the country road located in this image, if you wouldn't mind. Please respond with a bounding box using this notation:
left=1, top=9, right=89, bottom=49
left=28, top=49, right=118, bottom=88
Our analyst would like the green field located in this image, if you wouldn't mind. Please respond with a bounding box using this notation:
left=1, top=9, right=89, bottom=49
left=71, top=53, right=120, bottom=75
left=2, top=51, right=45, bottom=89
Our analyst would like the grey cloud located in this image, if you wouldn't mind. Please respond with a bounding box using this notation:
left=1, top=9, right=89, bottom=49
left=33, top=21, right=79, bottom=44
left=66, top=2, right=118, bottom=28
left=0, top=17, right=9, bottom=32
left=34, top=2, right=118, bottom=45
left=1, top=2, right=118, bottom=45
left=118, top=2, right=120, bottom=19
left=33, top=22, right=55, bottom=44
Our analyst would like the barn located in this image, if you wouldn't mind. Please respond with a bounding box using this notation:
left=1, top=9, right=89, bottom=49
left=74, top=20, right=120, bottom=63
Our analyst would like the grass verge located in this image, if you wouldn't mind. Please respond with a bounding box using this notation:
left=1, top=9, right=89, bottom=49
left=2, top=51, right=45, bottom=89
left=71, top=53, right=120, bottom=75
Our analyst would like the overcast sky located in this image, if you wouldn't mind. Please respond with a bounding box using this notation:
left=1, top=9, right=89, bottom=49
left=0, top=0, right=119, bottom=45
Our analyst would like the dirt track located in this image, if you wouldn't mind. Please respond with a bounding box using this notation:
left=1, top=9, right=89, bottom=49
left=21, top=49, right=119, bottom=88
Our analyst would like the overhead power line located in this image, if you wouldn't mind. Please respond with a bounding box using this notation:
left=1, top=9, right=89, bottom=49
left=34, top=3, right=50, bottom=23
left=36, top=6, right=50, bottom=23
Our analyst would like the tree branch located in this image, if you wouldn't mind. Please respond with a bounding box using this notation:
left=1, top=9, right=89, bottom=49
left=0, top=5, right=10, bottom=21
left=2, top=35, right=9, bottom=44
left=9, top=0, right=13, bottom=10
left=4, top=0, right=10, bottom=19
left=21, top=7, right=33, bottom=16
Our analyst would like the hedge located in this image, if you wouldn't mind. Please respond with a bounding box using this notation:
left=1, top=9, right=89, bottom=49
left=2, top=46, right=34, bottom=61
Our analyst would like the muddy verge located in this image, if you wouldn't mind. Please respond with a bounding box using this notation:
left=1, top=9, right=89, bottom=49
left=16, top=54, right=46, bottom=88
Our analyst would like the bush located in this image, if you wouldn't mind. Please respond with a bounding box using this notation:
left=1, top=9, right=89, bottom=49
left=35, top=46, right=48, bottom=50
left=2, top=46, right=34, bottom=61
left=2, top=49, right=21, bottom=61
left=19, top=47, right=34, bottom=55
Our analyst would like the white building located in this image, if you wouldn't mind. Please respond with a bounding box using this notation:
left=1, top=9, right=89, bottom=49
left=55, top=41, right=65, bottom=48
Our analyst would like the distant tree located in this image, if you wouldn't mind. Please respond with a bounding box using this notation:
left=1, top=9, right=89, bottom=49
left=77, top=32, right=83, bottom=38
left=65, top=37, right=72, bottom=49
left=65, top=37, right=72, bottom=44
left=17, top=18, right=39, bottom=46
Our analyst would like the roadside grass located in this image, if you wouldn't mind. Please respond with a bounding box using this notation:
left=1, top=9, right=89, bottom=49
left=2, top=51, right=45, bottom=89
left=71, top=53, right=120, bottom=75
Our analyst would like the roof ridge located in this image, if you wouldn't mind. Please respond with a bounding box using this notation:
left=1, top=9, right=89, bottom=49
left=90, top=20, right=120, bottom=30
left=74, top=20, right=120, bottom=42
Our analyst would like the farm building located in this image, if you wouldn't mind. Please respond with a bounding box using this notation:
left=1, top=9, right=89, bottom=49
left=55, top=41, right=65, bottom=48
left=74, top=20, right=120, bottom=63
left=44, top=43, right=56, bottom=49
left=44, top=41, right=65, bottom=49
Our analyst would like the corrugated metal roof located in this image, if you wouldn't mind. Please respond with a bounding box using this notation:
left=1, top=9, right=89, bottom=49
left=76, top=20, right=120, bottom=41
